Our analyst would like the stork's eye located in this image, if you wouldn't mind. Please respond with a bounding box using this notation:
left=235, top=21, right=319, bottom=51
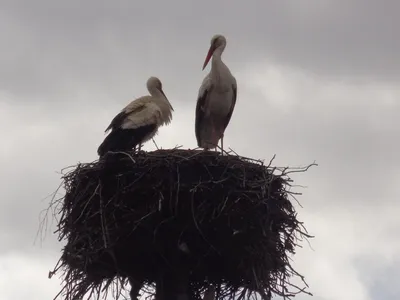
left=213, top=38, right=220, bottom=47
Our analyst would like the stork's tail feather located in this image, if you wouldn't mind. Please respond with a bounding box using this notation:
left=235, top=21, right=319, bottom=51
left=97, top=124, right=157, bottom=157
left=97, top=128, right=135, bottom=157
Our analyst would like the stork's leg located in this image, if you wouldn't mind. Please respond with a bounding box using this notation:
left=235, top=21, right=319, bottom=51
left=211, top=126, right=218, bottom=152
left=138, top=144, right=142, bottom=152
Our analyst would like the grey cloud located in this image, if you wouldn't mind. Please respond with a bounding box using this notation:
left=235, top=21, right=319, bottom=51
left=222, top=93, right=398, bottom=211
left=367, top=268, right=400, bottom=299
left=0, top=2, right=399, bottom=299
left=1, top=0, right=400, bottom=102
left=0, top=251, right=62, bottom=300
left=354, top=258, right=400, bottom=299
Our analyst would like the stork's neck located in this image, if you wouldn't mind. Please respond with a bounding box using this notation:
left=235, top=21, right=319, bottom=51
left=151, top=91, right=166, bottom=107
left=210, top=47, right=228, bottom=81
left=151, top=90, right=173, bottom=124
left=149, top=89, right=162, bottom=98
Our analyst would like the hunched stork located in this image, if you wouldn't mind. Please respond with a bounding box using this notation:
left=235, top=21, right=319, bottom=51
left=97, top=76, right=173, bottom=157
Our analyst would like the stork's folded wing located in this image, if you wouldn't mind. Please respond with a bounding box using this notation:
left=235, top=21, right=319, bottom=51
left=121, top=102, right=162, bottom=130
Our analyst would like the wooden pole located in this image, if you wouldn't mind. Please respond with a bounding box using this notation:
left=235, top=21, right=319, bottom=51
left=155, top=269, right=190, bottom=300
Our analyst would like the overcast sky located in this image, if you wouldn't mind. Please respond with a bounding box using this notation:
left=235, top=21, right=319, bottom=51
left=0, top=0, right=399, bottom=299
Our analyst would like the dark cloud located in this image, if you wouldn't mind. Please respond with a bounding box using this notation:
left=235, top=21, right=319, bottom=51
left=0, top=1, right=399, bottom=299
left=1, top=0, right=399, bottom=102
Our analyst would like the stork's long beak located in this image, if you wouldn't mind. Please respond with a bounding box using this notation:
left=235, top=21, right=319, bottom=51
left=160, top=88, right=174, bottom=111
left=202, top=45, right=215, bottom=70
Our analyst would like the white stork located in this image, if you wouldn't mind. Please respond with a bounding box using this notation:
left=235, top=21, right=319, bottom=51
left=195, top=34, right=237, bottom=153
left=97, top=76, right=173, bottom=157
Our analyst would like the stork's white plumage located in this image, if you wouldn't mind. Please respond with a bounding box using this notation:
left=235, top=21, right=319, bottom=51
left=195, top=34, right=237, bottom=153
left=97, top=76, right=173, bottom=157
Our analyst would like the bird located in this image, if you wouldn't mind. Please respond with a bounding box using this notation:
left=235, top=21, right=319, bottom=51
left=195, top=34, right=237, bottom=153
left=97, top=76, right=173, bottom=157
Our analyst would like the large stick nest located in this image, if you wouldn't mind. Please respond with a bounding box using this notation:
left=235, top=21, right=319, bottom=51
left=46, top=148, right=314, bottom=300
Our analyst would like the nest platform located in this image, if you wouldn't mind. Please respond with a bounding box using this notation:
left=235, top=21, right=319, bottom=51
left=48, top=148, right=313, bottom=300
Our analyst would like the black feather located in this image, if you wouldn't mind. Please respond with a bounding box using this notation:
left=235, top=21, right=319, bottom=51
left=97, top=124, right=157, bottom=157
left=105, top=105, right=147, bottom=132
left=195, top=87, right=211, bottom=147
left=223, top=84, right=237, bottom=131
left=104, top=111, right=127, bottom=132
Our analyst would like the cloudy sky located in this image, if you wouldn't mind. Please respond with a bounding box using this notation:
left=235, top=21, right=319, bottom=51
left=0, top=0, right=399, bottom=299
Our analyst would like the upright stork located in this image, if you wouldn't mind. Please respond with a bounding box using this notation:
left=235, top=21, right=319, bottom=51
left=195, top=34, right=237, bottom=153
left=97, top=76, right=173, bottom=157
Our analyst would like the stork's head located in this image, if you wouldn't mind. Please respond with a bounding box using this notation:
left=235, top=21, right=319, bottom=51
left=147, top=76, right=163, bottom=91
left=202, top=34, right=227, bottom=70
left=147, top=76, right=174, bottom=111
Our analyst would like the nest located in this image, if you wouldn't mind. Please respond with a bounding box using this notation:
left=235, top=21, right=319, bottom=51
left=47, top=148, right=314, bottom=300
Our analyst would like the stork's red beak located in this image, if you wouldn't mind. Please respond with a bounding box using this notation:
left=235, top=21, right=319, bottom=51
left=202, top=45, right=215, bottom=70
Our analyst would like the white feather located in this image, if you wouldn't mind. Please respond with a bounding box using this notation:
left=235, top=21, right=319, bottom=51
left=120, top=96, right=163, bottom=130
left=198, top=74, right=212, bottom=99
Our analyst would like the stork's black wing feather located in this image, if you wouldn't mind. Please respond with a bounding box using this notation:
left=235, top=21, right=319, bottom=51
left=97, top=123, right=157, bottom=157
left=104, top=110, right=128, bottom=132
left=195, top=87, right=210, bottom=146
left=104, top=104, right=147, bottom=132
left=223, top=84, right=237, bottom=131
